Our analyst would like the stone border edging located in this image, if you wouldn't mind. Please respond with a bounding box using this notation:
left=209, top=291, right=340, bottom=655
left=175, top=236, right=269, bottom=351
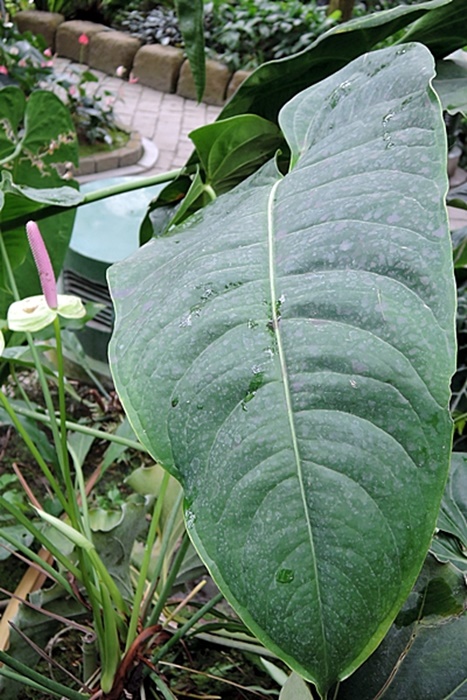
left=15, top=10, right=251, bottom=106
left=77, top=130, right=143, bottom=176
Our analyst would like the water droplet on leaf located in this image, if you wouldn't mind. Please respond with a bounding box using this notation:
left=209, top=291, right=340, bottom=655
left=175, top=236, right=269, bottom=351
left=276, top=568, right=295, bottom=584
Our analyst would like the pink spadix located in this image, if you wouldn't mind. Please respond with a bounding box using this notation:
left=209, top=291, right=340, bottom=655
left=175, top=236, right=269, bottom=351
left=26, top=221, right=58, bottom=309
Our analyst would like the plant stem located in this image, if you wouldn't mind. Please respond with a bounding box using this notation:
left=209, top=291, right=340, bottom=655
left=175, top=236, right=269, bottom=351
left=0, top=391, right=69, bottom=513
left=140, top=489, right=184, bottom=622
left=0, top=228, right=20, bottom=298
left=0, top=651, right=89, bottom=699
left=0, top=139, right=25, bottom=167
left=82, top=632, right=98, bottom=684
left=193, top=632, right=277, bottom=658
left=149, top=673, right=177, bottom=700
left=9, top=362, right=33, bottom=408
left=12, top=404, right=148, bottom=451
left=81, top=169, right=183, bottom=205
left=0, top=231, right=73, bottom=514
left=53, top=316, right=81, bottom=529
left=0, top=169, right=183, bottom=232
left=125, top=470, right=171, bottom=652
left=151, top=592, right=223, bottom=664
left=147, top=532, right=190, bottom=628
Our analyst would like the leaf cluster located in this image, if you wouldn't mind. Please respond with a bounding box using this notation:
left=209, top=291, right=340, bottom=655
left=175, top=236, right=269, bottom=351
left=0, top=23, right=52, bottom=96
left=117, top=0, right=341, bottom=72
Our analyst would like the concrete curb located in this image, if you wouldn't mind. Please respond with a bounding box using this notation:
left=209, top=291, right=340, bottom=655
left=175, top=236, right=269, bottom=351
left=14, top=10, right=251, bottom=106
left=77, top=137, right=159, bottom=183
left=77, top=130, right=144, bottom=176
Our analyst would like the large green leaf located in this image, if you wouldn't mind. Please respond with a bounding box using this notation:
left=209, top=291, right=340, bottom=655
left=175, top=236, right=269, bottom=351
left=108, top=44, right=456, bottom=694
left=174, top=0, right=205, bottom=101
left=336, top=555, right=467, bottom=699
left=189, top=115, right=284, bottom=196
left=401, top=0, right=467, bottom=59
left=220, top=0, right=456, bottom=123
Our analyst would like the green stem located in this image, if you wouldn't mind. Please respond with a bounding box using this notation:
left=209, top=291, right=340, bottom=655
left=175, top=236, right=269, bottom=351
left=204, top=183, right=217, bottom=202
left=0, top=229, right=72, bottom=507
left=53, top=316, right=81, bottom=529
left=13, top=404, right=148, bottom=452
left=147, top=532, right=190, bottom=629
left=0, top=495, right=82, bottom=581
left=0, top=525, right=75, bottom=596
left=140, top=489, right=184, bottom=621
left=9, top=362, right=33, bottom=409
left=82, top=632, right=98, bottom=684
left=82, top=170, right=183, bottom=204
left=125, top=470, right=171, bottom=652
left=0, top=390, right=69, bottom=514
left=88, top=548, right=128, bottom=615
left=1, top=169, right=183, bottom=232
left=0, top=651, right=89, bottom=700
left=193, top=632, right=276, bottom=658
left=151, top=592, right=223, bottom=664
left=0, top=228, right=20, bottom=298
left=149, top=673, right=177, bottom=700
left=0, top=139, right=24, bottom=167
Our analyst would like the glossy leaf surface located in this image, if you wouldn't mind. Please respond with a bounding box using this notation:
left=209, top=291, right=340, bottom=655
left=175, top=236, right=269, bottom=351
left=337, top=556, right=467, bottom=699
left=109, top=45, right=455, bottom=692
left=220, top=0, right=456, bottom=122
left=189, top=115, right=284, bottom=195
left=174, top=0, right=205, bottom=101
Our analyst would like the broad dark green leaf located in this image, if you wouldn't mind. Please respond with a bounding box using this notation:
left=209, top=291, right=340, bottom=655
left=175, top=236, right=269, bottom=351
left=434, top=51, right=467, bottom=115
left=448, top=182, right=467, bottom=211
left=0, top=88, right=78, bottom=316
left=174, top=0, right=205, bottom=101
left=437, top=452, right=467, bottom=546
left=189, top=115, right=284, bottom=195
left=336, top=556, right=467, bottom=700
left=139, top=175, right=192, bottom=244
left=0, top=88, right=25, bottom=161
left=166, top=167, right=214, bottom=230
left=0, top=172, right=82, bottom=208
left=452, top=227, right=467, bottom=268
left=402, top=0, right=467, bottom=59
left=109, top=45, right=455, bottom=693
left=220, top=0, right=453, bottom=122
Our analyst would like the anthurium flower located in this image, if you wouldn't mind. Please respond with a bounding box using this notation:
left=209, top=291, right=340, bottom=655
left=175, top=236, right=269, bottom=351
left=7, top=221, right=85, bottom=333
left=8, top=294, right=85, bottom=332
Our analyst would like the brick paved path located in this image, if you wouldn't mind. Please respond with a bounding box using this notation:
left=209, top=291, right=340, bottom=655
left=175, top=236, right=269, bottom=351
left=55, top=57, right=221, bottom=176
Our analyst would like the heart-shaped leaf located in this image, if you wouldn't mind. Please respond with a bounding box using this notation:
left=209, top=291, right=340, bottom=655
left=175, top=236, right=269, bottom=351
left=0, top=87, right=78, bottom=316
left=109, top=44, right=456, bottom=693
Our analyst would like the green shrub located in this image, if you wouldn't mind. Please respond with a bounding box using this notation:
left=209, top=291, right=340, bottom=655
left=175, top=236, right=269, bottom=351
left=205, top=0, right=340, bottom=70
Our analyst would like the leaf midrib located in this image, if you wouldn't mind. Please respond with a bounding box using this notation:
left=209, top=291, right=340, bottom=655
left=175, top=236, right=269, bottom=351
left=266, top=177, right=329, bottom=675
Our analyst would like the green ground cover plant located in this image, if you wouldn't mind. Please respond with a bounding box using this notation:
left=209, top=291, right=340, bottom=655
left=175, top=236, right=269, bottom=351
left=0, top=22, right=123, bottom=147
left=0, top=0, right=466, bottom=698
